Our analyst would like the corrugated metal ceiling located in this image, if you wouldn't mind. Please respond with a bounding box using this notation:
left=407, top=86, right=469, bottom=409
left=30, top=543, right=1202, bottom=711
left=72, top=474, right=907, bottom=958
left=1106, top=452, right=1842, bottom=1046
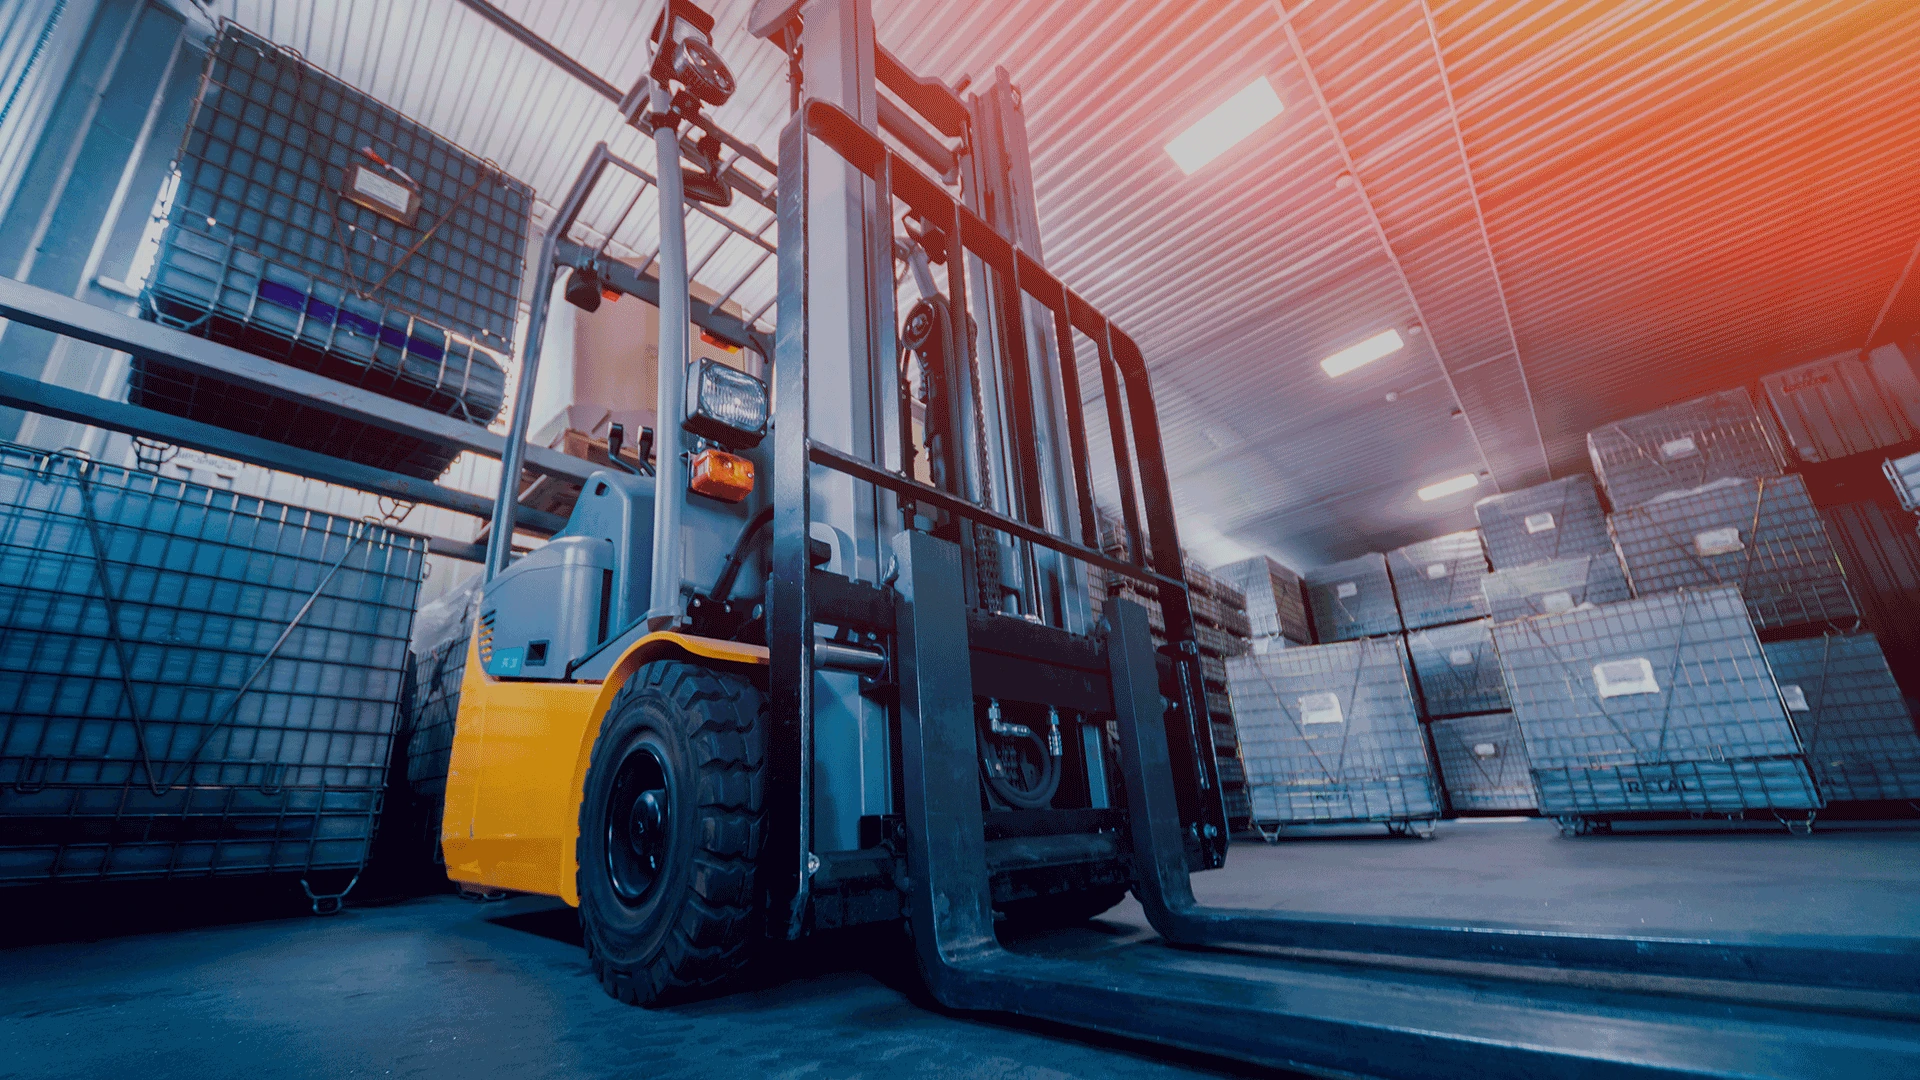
left=205, top=0, right=1920, bottom=570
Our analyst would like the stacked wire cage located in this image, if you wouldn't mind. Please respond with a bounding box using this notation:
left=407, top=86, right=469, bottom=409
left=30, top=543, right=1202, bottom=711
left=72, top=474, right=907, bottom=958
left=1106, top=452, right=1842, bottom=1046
left=1389, top=530, right=1534, bottom=813
left=1761, top=634, right=1920, bottom=804
left=1492, top=587, right=1821, bottom=834
left=1585, top=387, right=1785, bottom=511
left=1301, top=552, right=1401, bottom=643
left=1226, top=637, right=1440, bottom=838
left=0, top=444, right=425, bottom=894
left=133, top=23, right=532, bottom=480
left=1085, top=507, right=1257, bottom=828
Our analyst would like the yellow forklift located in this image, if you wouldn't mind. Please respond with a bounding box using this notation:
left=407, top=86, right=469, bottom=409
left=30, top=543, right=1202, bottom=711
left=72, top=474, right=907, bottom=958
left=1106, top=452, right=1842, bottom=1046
left=433, top=1, right=1920, bottom=1073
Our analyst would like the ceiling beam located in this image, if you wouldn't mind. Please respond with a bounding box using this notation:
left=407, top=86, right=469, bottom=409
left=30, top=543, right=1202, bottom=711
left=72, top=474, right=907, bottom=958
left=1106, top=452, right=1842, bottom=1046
left=1268, top=0, right=1501, bottom=493
left=1865, top=232, right=1920, bottom=347
left=1415, top=0, right=1553, bottom=480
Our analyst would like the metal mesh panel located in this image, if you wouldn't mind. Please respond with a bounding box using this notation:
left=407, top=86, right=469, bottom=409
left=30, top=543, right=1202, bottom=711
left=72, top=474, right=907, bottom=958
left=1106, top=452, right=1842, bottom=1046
left=1763, top=634, right=1920, bottom=803
left=1226, top=639, right=1439, bottom=825
left=1482, top=553, right=1631, bottom=623
left=1406, top=620, right=1509, bottom=718
left=1387, top=530, right=1491, bottom=630
left=1490, top=587, right=1820, bottom=816
left=1302, top=552, right=1401, bottom=642
left=1473, top=475, right=1613, bottom=570
left=1429, top=713, right=1537, bottom=812
left=1216, top=556, right=1310, bottom=643
left=0, top=445, right=424, bottom=883
left=1586, top=387, right=1783, bottom=510
left=403, top=632, right=467, bottom=866
left=133, top=23, right=529, bottom=480
left=1610, top=474, right=1857, bottom=632
left=1888, top=451, right=1920, bottom=514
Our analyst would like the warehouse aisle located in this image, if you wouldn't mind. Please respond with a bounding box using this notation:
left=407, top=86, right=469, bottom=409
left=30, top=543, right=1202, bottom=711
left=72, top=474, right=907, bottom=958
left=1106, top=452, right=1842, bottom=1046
left=6, top=820, right=1917, bottom=1080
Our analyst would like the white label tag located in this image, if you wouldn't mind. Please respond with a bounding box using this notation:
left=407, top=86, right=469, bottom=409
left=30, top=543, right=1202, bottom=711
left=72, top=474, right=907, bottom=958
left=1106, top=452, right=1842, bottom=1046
left=1335, top=581, right=1358, bottom=599
left=1299, top=692, right=1344, bottom=725
left=1694, top=526, right=1743, bottom=557
left=1425, top=562, right=1450, bottom=580
left=1594, top=657, right=1661, bottom=698
left=1448, top=648, right=1475, bottom=667
left=1660, top=435, right=1699, bottom=460
left=1472, top=742, right=1499, bottom=758
left=1540, top=590, right=1576, bottom=613
left=1523, top=511, right=1557, bottom=534
left=1780, top=684, right=1810, bottom=711
left=350, top=164, right=413, bottom=215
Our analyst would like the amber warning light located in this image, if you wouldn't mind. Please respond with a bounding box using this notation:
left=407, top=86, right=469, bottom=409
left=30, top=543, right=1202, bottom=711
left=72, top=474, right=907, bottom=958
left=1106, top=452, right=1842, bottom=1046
left=690, top=448, right=754, bottom=502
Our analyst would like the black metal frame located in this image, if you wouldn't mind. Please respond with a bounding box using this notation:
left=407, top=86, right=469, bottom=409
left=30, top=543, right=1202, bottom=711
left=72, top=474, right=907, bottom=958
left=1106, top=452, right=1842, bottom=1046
left=772, top=102, right=1228, bottom=882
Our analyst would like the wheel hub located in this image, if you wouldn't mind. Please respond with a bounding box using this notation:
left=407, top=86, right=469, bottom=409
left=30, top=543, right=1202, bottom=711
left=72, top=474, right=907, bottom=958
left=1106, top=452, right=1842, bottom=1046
left=606, top=744, right=671, bottom=907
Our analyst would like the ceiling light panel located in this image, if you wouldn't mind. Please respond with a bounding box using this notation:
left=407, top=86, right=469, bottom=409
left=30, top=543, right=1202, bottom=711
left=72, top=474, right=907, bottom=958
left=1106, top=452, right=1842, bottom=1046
left=1417, top=473, right=1481, bottom=501
left=1320, top=329, right=1405, bottom=377
left=1165, top=76, right=1284, bottom=175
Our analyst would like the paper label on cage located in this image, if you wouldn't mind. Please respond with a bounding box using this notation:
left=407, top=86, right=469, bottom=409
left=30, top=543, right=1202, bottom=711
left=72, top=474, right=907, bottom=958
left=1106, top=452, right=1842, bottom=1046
left=1660, top=435, right=1699, bottom=459
left=1299, top=692, right=1344, bottom=725
left=1779, top=684, right=1810, bottom=711
left=1448, top=648, right=1475, bottom=667
left=1425, top=562, right=1450, bottom=580
left=1593, top=657, right=1660, bottom=698
left=1472, top=742, right=1499, bottom=758
left=1523, top=511, right=1558, bottom=534
left=1694, top=526, right=1743, bottom=556
left=1540, top=590, right=1576, bottom=613
left=350, top=164, right=413, bottom=216
left=1334, top=581, right=1358, bottom=599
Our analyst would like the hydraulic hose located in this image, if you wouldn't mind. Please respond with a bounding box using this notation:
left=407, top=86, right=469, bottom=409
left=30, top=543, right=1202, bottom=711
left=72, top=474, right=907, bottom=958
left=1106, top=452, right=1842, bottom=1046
left=978, top=705, right=1061, bottom=811
left=707, top=504, right=774, bottom=603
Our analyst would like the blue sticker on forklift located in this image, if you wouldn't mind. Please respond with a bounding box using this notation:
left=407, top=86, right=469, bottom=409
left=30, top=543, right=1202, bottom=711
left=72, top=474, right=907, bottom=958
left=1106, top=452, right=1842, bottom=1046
left=485, top=646, right=525, bottom=677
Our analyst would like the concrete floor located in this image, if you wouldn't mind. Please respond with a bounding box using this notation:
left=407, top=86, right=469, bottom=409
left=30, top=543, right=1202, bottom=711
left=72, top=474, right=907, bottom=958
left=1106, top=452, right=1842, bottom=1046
left=4, top=818, right=1918, bottom=1079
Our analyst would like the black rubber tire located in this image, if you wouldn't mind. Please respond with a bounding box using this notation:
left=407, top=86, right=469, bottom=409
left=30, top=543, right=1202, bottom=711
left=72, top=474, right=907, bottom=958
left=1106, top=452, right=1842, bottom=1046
left=577, top=659, right=767, bottom=1006
left=995, top=884, right=1130, bottom=931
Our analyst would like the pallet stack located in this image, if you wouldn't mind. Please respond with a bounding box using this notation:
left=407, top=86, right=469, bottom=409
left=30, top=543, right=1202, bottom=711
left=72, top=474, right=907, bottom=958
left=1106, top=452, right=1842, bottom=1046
left=1085, top=508, right=1257, bottom=829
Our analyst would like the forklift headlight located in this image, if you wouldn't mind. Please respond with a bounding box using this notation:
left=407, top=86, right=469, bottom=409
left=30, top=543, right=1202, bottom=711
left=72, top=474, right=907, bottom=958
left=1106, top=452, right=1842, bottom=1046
left=684, top=357, right=768, bottom=448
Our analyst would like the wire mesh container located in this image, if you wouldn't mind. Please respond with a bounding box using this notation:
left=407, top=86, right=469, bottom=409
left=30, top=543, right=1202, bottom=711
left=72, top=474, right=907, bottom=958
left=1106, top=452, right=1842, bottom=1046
left=1302, top=552, right=1402, bottom=643
left=1226, top=639, right=1440, bottom=826
left=400, top=577, right=480, bottom=866
left=1762, top=348, right=1920, bottom=464
left=1490, top=587, right=1820, bottom=819
left=1216, top=555, right=1310, bottom=644
left=1609, top=474, right=1857, bottom=633
left=1888, top=451, right=1920, bottom=515
left=1762, top=633, right=1920, bottom=803
left=1819, top=500, right=1920, bottom=665
left=1473, top=475, right=1613, bottom=570
left=1405, top=620, right=1509, bottom=718
left=1587, top=388, right=1783, bottom=510
left=1387, top=530, right=1491, bottom=630
left=134, top=23, right=530, bottom=480
left=0, top=444, right=425, bottom=884
left=1429, top=713, right=1537, bottom=812
left=1482, top=552, right=1632, bottom=623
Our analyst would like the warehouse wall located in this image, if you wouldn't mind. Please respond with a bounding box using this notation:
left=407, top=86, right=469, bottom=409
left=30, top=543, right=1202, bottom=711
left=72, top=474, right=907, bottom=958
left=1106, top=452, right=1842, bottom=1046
left=0, top=0, right=201, bottom=447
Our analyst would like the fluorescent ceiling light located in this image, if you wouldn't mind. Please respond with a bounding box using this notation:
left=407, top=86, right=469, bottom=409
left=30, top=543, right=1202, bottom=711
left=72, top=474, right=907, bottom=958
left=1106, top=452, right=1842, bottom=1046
left=1417, top=473, right=1481, bottom=502
left=1319, top=329, right=1404, bottom=377
left=1165, top=77, right=1284, bottom=175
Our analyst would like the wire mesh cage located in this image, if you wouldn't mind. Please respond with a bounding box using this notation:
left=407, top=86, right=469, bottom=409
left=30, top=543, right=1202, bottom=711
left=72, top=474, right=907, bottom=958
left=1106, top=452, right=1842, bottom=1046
left=1482, top=552, right=1632, bottom=623
left=1386, top=530, right=1491, bottom=630
left=1226, top=639, right=1440, bottom=827
left=0, top=444, right=425, bottom=884
left=1215, top=555, right=1310, bottom=644
left=1490, top=587, right=1821, bottom=819
left=1302, top=552, right=1401, bottom=643
left=1473, top=475, right=1613, bottom=571
left=1586, top=387, right=1783, bottom=510
left=1762, top=633, right=1920, bottom=803
left=1609, top=474, right=1857, bottom=633
left=399, top=577, right=481, bottom=867
left=1428, top=713, right=1537, bottom=812
left=133, top=23, right=531, bottom=480
left=1888, top=451, right=1920, bottom=515
left=1405, top=620, right=1509, bottom=719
